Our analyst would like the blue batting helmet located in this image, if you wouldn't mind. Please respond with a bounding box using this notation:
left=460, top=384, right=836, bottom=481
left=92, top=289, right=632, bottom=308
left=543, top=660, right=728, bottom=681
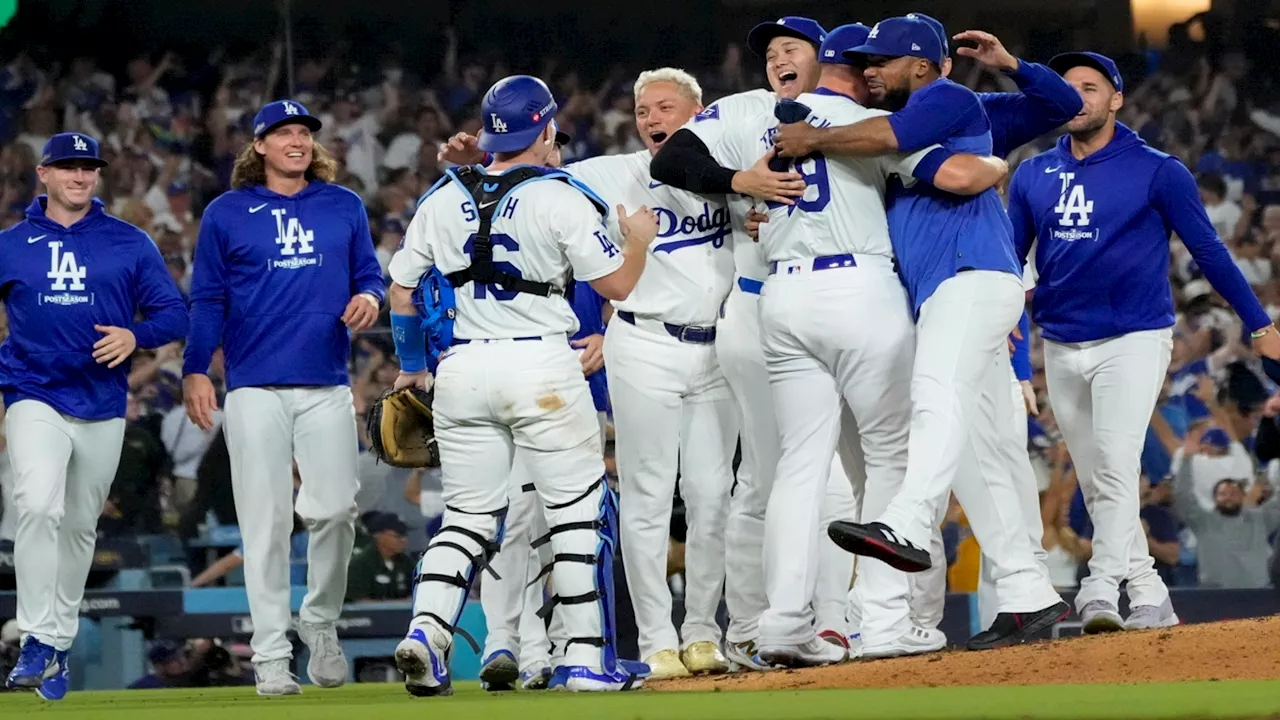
left=477, top=75, right=559, bottom=153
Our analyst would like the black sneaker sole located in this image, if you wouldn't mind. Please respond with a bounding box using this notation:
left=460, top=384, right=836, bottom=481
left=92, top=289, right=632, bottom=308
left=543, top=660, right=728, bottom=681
left=827, top=521, right=931, bottom=573
left=966, top=601, right=1072, bottom=651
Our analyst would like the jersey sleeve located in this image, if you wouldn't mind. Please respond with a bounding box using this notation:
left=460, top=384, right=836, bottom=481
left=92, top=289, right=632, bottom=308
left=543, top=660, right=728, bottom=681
left=887, top=82, right=985, bottom=153
left=555, top=190, right=625, bottom=282
left=858, top=108, right=939, bottom=180
left=387, top=197, right=438, bottom=289
left=683, top=90, right=772, bottom=164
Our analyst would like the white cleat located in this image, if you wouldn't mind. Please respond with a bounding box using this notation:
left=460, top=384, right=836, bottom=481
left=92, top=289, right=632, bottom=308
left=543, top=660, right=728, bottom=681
left=1124, top=599, right=1180, bottom=631
left=1080, top=600, right=1125, bottom=634
left=860, top=626, right=947, bottom=659
left=725, top=640, right=771, bottom=672
left=757, top=637, right=848, bottom=668
left=395, top=625, right=453, bottom=697
left=297, top=620, right=348, bottom=688
left=254, top=658, right=302, bottom=696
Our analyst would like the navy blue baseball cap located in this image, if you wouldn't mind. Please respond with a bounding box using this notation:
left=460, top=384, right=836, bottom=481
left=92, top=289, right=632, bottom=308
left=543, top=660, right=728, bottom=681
left=847, top=16, right=945, bottom=67
left=477, top=75, right=559, bottom=154
left=1049, top=51, right=1124, bottom=92
left=40, top=132, right=108, bottom=168
left=747, top=17, right=828, bottom=58
left=819, top=24, right=872, bottom=64
left=907, top=13, right=949, bottom=63
left=252, top=99, right=323, bottom=138
left=1201, top=427, right=1231, bottom=449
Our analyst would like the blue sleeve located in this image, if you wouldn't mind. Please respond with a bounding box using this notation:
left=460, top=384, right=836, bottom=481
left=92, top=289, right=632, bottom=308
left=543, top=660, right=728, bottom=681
left=1151, top=157, right=1272, bottom=332
left=1140, top=505, right=1180, bottom=543
left=886, top=82, right=984, bottom=153
left=1007, top=164, right=1038, bottom=265
left=182, top=208, right=229, bottom=376
left=131, top=235, right=189, bottom=349
left=347, top=199, right=386, bottom=302
left=1011, top=311, right=1032, bottom=381
left=1068, top=486, right=1093, bottom=539
left=978, top=61, right=1083, bottom=158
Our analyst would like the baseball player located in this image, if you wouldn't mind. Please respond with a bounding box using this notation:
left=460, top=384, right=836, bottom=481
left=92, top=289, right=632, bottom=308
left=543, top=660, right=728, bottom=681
left=650, top=17, right=864, bottom=668
left=1006, top=52, right=1280, bottom=632
left=774, top=15, right=1069, bottom=650
left=1, top=133, right=188, bottom=699
left=182, top=100, right=385, bottom=695
left=387, top=75, right=655, bottom=695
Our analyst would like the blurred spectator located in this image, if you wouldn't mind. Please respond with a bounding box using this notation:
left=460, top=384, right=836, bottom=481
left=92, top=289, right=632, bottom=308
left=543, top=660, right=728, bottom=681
left=345, top=512, right=413, bottom=602
left=1198, top=174, right=1242, bottom=241
left=98, top=393, right=170, bottom=537
left=128, top=640, right=190, bottom=689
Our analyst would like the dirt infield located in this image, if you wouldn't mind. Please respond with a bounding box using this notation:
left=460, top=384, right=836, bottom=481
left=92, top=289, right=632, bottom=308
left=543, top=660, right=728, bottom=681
left=651, top=615, right=1280, bottom=692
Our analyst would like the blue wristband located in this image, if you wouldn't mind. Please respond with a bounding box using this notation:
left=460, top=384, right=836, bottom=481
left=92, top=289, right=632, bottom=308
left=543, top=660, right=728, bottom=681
left=912, top=147, right=955, bottom=184
left=391, top=313, right=428, bottom=373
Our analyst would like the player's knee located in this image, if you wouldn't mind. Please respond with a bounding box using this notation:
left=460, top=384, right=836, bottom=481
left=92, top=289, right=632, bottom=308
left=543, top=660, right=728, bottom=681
left=298, top=502, right=358, bottom=528
left=14, top=492, right=65, bottom=525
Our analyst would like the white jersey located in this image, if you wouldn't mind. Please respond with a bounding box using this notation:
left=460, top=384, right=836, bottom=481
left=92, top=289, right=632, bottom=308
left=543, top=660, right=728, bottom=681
left=682, top=89, right=775, bottom=282
left=389, top=174, right=623, bottom=340
left=567, top=151, right=732, bottom=325
left=723, top=90, right=935, bottom=263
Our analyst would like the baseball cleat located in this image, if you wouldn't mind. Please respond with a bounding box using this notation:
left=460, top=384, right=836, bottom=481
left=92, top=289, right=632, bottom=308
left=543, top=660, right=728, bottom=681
left=1124, top=599, right=1179, bottom=631
left=479, top=649, right=519, bottom=692
left=297, top=620, right=348, bottom=688
left=680, top=641, right=728, bottom=675
left=6, top=637, right=56, bottom=689
left=827, top=521, right=931, bottom=573
left=725, top=640, right=771, bottom=672
left=818, top=630, right=849, bottom=649
left=642, top=649, right=690, bottom=679
left=861, top=626, right=946, bottom=659
left=396, top=626, right=453, bottom=697
left=1080, top=600, right=1125, bottom=634
left=758, top=637, right=848, bottom=668
left=548, top=660, right=649, bottom=692
left=36, top=650, right=70, bottom=701
left=966, top=601, right=1071, bottom=651
left=253, top=658, right=302, bottom=696
left=519, top=663, right=553, bottom=690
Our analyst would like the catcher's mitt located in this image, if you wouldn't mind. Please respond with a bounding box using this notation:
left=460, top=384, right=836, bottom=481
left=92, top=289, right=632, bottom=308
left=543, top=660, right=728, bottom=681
left=366, top=386, right=440, bottom=468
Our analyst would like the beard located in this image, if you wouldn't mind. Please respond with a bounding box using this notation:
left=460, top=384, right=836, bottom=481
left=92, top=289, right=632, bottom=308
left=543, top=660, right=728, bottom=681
left=1066, top=110, right=1110, bottom=136
left=1216, top=504, right=1243, bottom=517
left=876, top=85, right=911, bottom=112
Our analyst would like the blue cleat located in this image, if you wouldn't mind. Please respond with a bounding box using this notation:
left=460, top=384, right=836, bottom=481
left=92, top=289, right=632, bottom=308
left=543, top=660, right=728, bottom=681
left=548, top=659, right=649, bottom=692
left=6, top=637, right=55, bottom=689
left=394, top=626, right=453, bottom=697
left=37, top=650, right=70, bottom=701
left=519, top=663, right=553, bottom=690
left=479, top=649, right=518, bottom=692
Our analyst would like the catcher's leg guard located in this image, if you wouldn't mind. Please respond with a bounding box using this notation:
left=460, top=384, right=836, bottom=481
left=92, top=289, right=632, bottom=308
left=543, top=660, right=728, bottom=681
left=532, top=479, right=646, bottom=691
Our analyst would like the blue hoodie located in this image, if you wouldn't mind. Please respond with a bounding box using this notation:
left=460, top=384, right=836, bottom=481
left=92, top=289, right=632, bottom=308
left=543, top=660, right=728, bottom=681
left=0, top=197, right=188, bottom=420
left=1008, top=123, right=1270, bottom=343
left=183, top=180, right=385, bottom=390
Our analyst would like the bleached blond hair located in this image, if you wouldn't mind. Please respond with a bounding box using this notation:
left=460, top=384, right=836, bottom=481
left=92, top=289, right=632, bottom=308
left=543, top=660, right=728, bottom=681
left=633, top=68, right=704, bottom=105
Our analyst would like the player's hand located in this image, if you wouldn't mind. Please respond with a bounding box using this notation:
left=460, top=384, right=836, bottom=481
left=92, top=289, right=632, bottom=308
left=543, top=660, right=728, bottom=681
left=183, top=373, right=220, bottom=432
left=342, top=295, right=379, bottom=332
left=394, top=370, right=432, bottom=391
left=1252, top=324, right=1280, bottom=360
left=1021, top=380, right=1039, bottom=417
left=618, top=205, right=659, bottom=248
left=571, top=334, right=605, bottom=375
left=731, top=148, right=806, bottom=204
left=437, top=132, right=486, bottom=165
left=773, top=122, right=821, bottom=158
left=745, top=208, right=769, bottom=241
left=93, top=325, right=137, bottom=369
left=952, top=30, right=1020, bottom=73
left=1008, top=322, right=1023, bottom=354
left=1183, top=423, right=1204, bottom=455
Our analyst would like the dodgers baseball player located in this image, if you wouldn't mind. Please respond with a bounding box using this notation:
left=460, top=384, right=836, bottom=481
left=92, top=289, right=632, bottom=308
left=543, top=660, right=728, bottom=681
left=775, top=15, right=1069, bottom=650
left=1, top=133, right=188, bottom=699
left=183, top=100, right=385, bottom=695
left=387, top=75, right=655, bottom=695
left=1007, top=52, right=1280, bottom=632
left=651, top=18, right=864, bottom=668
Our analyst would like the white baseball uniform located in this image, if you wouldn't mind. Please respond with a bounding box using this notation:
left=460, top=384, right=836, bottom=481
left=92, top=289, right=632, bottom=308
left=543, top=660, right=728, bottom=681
left=390, top=172, right=622, bottom=674
left=565, top=152, right=739, bottom=660
left=726, top=90, right=929, bottom=650
left=683, top=90, right=858, bottom=649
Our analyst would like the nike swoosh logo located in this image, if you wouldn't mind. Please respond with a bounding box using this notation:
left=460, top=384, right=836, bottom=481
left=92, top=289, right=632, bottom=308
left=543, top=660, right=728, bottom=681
left=249, top=204, right=268, bottom=213
left=648, top=181, right=663, bottom=189
left=1044, top=166, right=1061, bottom=174
left=479, top=201, right=499, bottom=210
left=27, top=234, right=47, bottom=244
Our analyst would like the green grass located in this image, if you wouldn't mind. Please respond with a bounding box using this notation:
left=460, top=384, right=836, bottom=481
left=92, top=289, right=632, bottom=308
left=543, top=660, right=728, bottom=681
left=2, top=680, right=1278, bottom=719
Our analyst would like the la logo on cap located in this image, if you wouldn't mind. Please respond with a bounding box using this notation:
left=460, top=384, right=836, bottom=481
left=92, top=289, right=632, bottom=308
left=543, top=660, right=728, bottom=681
left=776, top=18, right=785, bottom=24
left=869, top=23, right=880, bottom=38
left=72, top=135, right=88, bottom=152
left=284, top=102, right=298, bottom=116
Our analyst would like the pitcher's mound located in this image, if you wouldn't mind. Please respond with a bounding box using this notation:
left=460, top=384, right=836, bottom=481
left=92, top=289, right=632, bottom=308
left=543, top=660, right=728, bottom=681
left=651, top=615, right=1280, bottom=692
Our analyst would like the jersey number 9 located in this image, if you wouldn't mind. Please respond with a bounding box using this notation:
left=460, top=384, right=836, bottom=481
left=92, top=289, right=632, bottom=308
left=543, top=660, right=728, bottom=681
left=766, top=153, right=831, bottom=215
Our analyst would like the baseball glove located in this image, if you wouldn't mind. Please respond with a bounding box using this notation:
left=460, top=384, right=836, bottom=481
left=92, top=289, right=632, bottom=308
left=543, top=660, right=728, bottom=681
left=366, top=386, right=440, bottom=468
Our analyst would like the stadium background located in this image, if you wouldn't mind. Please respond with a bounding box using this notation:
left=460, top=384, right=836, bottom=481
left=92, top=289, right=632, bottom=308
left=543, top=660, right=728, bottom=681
left=0, top=0, right=1277, bottom=701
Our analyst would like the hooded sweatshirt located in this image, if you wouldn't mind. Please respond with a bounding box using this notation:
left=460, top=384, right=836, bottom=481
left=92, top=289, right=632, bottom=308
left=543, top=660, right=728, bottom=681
left=183, top=180, right=385, bottom=390
left=0, top=197, right=188, bottom=420
left=1008, top=123, right=1269, bottom=343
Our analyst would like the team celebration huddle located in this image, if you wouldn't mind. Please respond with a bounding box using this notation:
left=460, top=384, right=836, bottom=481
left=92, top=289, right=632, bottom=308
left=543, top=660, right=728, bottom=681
left=3, top=7, right=1279, bottom=703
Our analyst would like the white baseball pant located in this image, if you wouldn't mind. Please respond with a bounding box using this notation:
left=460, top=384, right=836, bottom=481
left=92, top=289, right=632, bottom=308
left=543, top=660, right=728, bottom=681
left=1044, top=328, right=1173, bottom=612
left=877, top=271, right=1061, bottom=616
left=604, top=314, right=738, bottom=660
left=5, top=400, right=124, bottom=651
left=717, top=282, right=858, bottom=645
left=223, top=386, right=360, bottom=664
left=757, top=256, right=915, bottom=648
left=0, top=450, right=15, bottom=542
left=410, top=340, right=613, bottom=673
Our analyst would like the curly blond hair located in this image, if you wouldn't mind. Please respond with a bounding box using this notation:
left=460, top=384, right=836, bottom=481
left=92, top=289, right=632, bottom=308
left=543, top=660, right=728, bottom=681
left=230, top=140, right=339, bottom=189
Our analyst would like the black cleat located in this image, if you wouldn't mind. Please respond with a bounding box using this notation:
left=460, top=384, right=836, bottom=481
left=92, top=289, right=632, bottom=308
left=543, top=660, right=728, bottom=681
left=827, top=521, right=932, bottom=573
left=966, top=601, right=1072, bottom=651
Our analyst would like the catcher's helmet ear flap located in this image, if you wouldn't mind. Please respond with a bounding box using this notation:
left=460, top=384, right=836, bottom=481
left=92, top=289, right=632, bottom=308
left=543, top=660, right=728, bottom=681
left=478, top=75, right=559, bottom=154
